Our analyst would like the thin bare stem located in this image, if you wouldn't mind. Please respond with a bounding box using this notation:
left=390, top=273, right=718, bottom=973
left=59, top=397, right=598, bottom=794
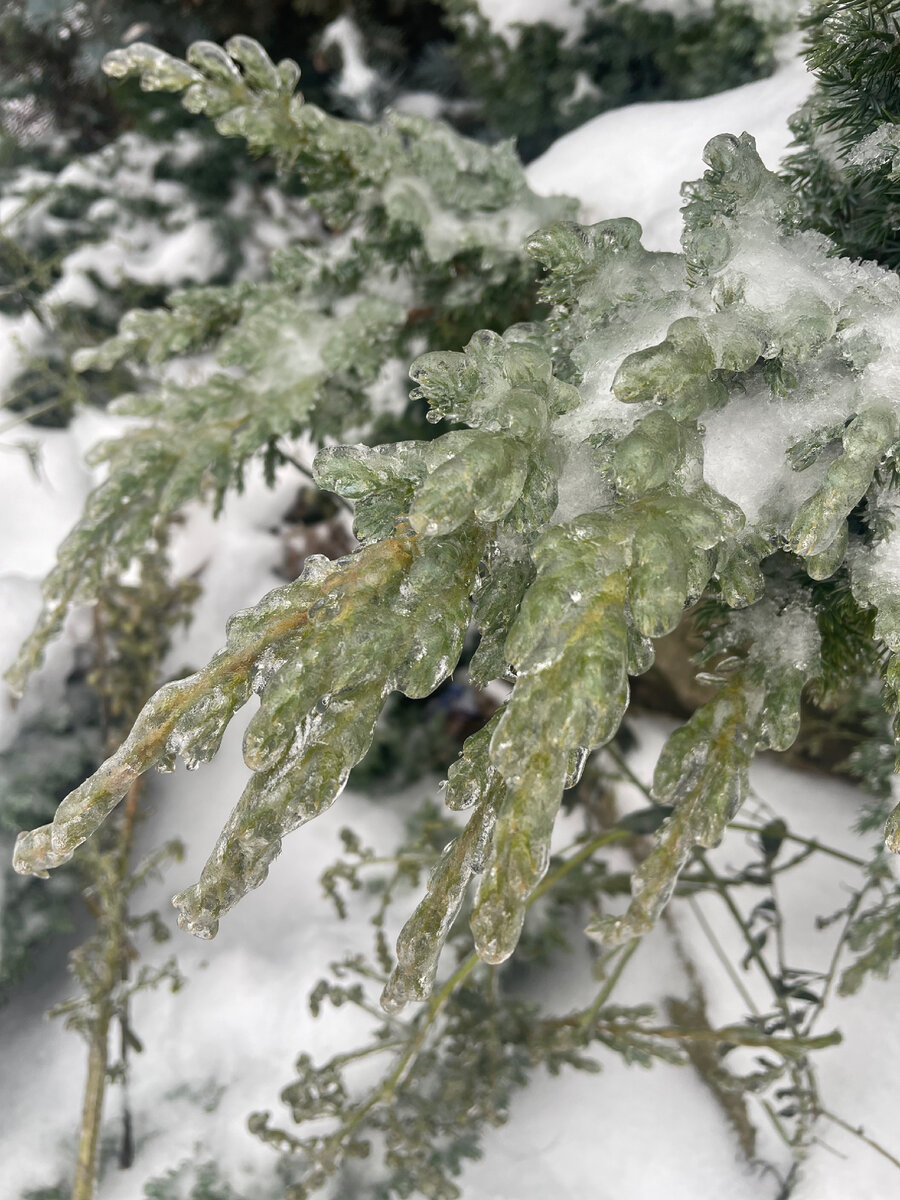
left=72, top=782, right=141, bottom=1200
left=730, top=822, right=867, bottom=869
left=687, top=896, right=760, bottom=1016
left=319, top=828, right=630, bottom=1161
left=579, top=938, right=640, bottom=1031
left=817, top=1108, right=900, bottom=1174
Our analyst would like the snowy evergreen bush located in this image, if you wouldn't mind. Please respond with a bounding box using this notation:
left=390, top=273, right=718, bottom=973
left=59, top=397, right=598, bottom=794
left=9, top=5, right=900, bottom=1198
left=444, top=0, right=791, bottom=158
left=13, top=25, right=900, bottom=978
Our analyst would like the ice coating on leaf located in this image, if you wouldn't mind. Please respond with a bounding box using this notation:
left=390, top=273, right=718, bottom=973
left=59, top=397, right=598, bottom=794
left=6, top=294, right=407, bottom=694
left=382, top=716, right=509, bottom=1001
left=469, top=551, right=535, bottom=687
left=171, top=529, right=483, bottom=937
left=592, top=672, right=764, bottom=948
left=224, top=35, right=282, bottom=92
left=383, top=173, right=560, bottom=263
left=612, top=410, right=687, bottom=497
left=104, top=35, right=576, bottom=233
left=382, top=780, right=502, bottom=1011
left=590, top=600, right=822, bottom=946
left=465, top=488, right=739, bottom=964
left=174, top=682, right=387, bottom=939
left=444, top=714, right=505, bottom=812
left=410, top=327, right=578, bottom=437
left=788, top=407, right=899, bottom=557
left=103, top=43, right=203, bottom=91
left=13, top=529, right=481, bottom=920
left=319, top=332, right=571, bottom=545
left=11, top=551, right=330, bottom=876
left=409, top=431, right=532, bottom=536
left=71, top=285, right=252, bottom=372
left=471, top=748, right=568, bottom=964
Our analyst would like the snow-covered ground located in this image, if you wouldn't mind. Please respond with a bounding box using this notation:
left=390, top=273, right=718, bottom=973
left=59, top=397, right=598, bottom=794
left=2, top=447, right=896, bottom=1195
left=3, top=30, right=900, bottom=1200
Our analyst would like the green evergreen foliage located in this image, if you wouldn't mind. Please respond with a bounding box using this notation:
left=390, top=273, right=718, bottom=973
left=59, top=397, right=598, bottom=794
left=445, top=0, right=784, bottom=160
left=5, top=35, right=573, bottom=692
left=15, top=62, right=900, bottom=1011
left=143, top=1159, right=247, bottom=1200
left=783, top=0, right=900, bottom=269
left=12, top=12, right=900, bottom=1195
left=0, top=0, right=455, bottom=443
left=0, top=0, right=448, bottom=161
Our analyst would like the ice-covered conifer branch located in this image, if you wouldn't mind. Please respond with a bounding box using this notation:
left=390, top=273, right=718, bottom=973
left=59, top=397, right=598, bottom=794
left=102, top=36, right=573, bottom=234
left=7, top=36, right=577, bottom=695
left=13, top=529, right=483, bottom=911
left=16, top=119, right=900, bottom=999
left=590, top=600, right=823, bottom=946
left=6, top=296, right=408, bottom=694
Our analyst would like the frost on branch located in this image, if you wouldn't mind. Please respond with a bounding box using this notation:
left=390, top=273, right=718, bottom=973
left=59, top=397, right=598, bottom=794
left=16, top=128, right=900, bottom=1002
left=9, top=35, right=574, bottom=692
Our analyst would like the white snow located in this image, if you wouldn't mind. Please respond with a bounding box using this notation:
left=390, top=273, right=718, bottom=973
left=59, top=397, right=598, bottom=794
left=526, top=38, right=812, bottom=251
left=0, top=312, right=45, bottom=399
left=320, top=15, right=383, bottom=120
left=699, top=377, right=833, bottom=527
left=474, top=0, right=590, bottom=46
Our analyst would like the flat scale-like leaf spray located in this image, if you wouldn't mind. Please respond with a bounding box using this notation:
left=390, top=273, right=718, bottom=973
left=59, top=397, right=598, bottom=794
left=14, top=105, right=900, bottom=1007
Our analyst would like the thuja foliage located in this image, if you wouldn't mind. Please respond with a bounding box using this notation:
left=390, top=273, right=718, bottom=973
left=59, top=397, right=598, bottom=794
left=12, top=21, right=900, bottom=1193
left=0, top=0, right=454, bottom=438
left=14, top=31, right=900, bottom=988
left=0, top=0, right=449, bottom=160
left=0, top=0, right=794, bottom=444
left=4, top=34, right=572, bottom=692
left=0, top=125, right=309, bottom=432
